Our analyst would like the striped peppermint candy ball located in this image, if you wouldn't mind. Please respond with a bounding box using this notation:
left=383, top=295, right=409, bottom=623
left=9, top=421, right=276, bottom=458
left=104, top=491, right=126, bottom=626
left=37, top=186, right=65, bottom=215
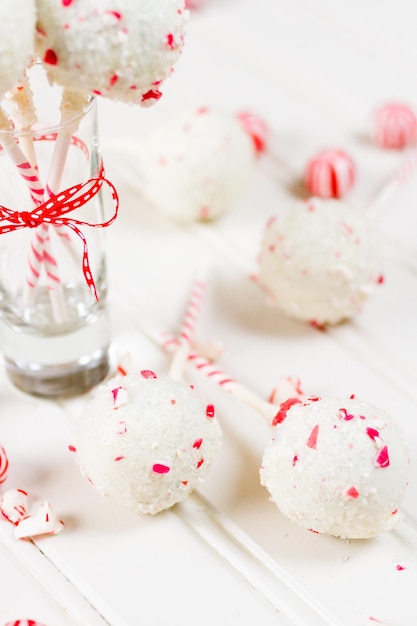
left=304, top=149, right=355, bottom=199
left=374, top=103, right=417, bottom=149
left=0, top=444, right=9, bottom=484
left=235, top=110, right=269, bottom=155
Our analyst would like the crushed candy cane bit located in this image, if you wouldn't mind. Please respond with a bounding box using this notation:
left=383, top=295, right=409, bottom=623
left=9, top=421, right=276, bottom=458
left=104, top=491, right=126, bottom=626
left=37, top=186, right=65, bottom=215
left=1, top=489, right=29, bottom=524
left=111, top=385, right=129, bottom=408
left=14, top=501, right=64, bottom=540
left=375, top=445, right=390, bottom=468
left=306, top=424, right=319, bottom=449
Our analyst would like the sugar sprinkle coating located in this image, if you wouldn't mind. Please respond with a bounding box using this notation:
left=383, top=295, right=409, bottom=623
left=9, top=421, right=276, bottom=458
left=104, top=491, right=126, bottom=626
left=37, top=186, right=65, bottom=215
left=35, top=0, right=188, bottom=106
left=73, top=371, right=222, bottom=514
left=260, top=395, right=410, bottom=539
left=257, top=197, right=383, bottom=325
left=0, top=0, right=36, bottom=98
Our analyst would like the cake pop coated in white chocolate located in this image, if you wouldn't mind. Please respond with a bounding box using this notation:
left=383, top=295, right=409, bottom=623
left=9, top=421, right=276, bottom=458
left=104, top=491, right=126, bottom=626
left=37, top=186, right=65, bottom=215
left=72, top=370, right=222, bottom=515
left=35, top=0, right=187, bottom=106
left=0, top=1, right=36, bottom=98
left=257, top=197, right=383, bottom=326
left=260, top=395, right=410, bottom=539
left=141, top=107, right=264, bottom=221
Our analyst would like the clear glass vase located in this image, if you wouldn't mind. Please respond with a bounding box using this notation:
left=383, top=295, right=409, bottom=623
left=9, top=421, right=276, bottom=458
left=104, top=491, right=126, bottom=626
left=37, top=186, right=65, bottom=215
left=0, top=67, right=115, bottom=398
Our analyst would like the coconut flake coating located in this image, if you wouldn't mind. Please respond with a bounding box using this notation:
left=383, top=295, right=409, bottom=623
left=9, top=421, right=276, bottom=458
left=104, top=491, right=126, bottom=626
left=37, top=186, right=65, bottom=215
left=73, top=371, right=221, bottom=514
left=257, top=197, right=383, bottom=325
left=260, top=396, right=410, bottom=539
left=142, top=107, right=257, bottom=221
left=0, top=1, right=35, bottom=97
left=35, top=0, right=187, bottom=106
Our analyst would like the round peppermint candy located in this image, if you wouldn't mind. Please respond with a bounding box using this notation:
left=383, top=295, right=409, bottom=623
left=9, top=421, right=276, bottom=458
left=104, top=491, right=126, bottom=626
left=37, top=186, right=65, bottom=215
left=374, top=102, right=417, bottom=149
left=304, top=148, right=355, bottom=199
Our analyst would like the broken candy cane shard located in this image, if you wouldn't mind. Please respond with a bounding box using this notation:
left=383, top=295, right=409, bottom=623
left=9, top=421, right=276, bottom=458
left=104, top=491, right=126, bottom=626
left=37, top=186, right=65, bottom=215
left=14, top=501, right=64, bottom=539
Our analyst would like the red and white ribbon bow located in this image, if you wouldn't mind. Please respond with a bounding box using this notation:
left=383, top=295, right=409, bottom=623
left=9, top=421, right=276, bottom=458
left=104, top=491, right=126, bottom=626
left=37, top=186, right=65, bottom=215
left=0, top=173, right=119, bottom=300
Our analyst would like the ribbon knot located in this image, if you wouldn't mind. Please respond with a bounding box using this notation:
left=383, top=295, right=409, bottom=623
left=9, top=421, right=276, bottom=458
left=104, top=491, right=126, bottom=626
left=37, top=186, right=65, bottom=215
left=19, top=211, right=41, bottom=228
left=0, top=174, right=119, bottom=300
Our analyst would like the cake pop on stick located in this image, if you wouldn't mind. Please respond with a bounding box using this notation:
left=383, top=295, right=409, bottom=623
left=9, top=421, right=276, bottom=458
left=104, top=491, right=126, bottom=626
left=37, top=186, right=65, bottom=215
left=140, top=106, right=268, bottom=221
left=257, top=137, right=417, bottom=327
left=29, top=0, right=188, bottom=299
left=257, top=196, right=383, bottom=327
left=162, top=336, right=409, bottom=539
left=71, top=277, right=221, bottom=515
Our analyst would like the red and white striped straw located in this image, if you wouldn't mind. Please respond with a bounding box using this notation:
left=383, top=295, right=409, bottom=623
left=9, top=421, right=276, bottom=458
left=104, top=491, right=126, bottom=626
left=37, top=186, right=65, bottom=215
left=0, top=108, right=67, bottom=322
left=163, top=333, right=278, bottom=424
left=169, top=274, right=207, bottom=380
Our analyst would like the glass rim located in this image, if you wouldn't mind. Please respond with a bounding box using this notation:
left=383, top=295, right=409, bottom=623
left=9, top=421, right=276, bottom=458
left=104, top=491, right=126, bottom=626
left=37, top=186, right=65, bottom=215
left=0, top=95, right=96, bottom=140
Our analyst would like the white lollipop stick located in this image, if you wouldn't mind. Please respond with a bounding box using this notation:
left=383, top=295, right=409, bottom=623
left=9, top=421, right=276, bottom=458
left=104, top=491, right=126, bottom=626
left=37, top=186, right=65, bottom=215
left=47, top=88, right=90, bottom=197
left=169, top=274, right=207, bottom=381
left=366, top=146, right=417, bottom=221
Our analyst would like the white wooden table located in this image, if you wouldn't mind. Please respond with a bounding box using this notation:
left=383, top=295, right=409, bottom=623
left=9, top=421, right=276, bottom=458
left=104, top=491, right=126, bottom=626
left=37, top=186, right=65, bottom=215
left=1, top=2, right=417, bottom=624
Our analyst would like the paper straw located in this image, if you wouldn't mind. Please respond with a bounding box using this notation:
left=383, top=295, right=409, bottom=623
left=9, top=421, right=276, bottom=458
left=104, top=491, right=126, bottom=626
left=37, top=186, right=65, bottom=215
left=164, top=333, right=278, bottom=424
left=0, top=107, right=67, bottom=323
left=169, top=274, right=207, bottom=381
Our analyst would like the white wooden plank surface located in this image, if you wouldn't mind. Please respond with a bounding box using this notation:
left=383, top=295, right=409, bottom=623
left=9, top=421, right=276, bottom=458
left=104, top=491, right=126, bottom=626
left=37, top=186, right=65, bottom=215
left=1, top=2, right=417, bottom=625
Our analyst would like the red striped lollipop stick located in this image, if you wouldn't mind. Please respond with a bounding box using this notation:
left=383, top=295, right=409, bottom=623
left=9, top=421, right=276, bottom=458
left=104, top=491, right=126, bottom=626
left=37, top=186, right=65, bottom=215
left=0, top=108, right=68, bottom=323
left=169, top=274, right=207, bottom=381
left=163, top=333, right=279, bottom=424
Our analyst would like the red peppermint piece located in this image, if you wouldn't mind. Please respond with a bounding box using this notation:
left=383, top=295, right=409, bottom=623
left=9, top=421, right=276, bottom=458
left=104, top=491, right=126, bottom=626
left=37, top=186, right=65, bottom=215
left=196, top=458, right=204, bottom=469
left=153, top=463, right=170, bottom=474
left=272, top=397, right=302, bottom=426
left=141, top=369, right=157, bottom=379
left=141, top=89, right=162, bottom=104
left=44, top=49, right=58, bottom=65
left=345, top=486, right=360, bottom=499
left=366, top=427, right=381, bottom=443
left=306, top=424, right=319, bottom=449
left=375, top=445, right=390, bottom=468
left=206, top=404, right=215, bottom=419
left=339, top=407, right=355, bottom=421
left=193, top=438, right=203, bottom=449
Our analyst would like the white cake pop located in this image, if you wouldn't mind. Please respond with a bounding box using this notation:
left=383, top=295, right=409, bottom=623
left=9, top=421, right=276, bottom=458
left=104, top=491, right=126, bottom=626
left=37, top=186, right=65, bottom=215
left=141, top=107, right=266, bottom=221
left=257, top=197, right=383, bottom=326
left=72, top=370, right=222, bottom=515
left=0, top=1, right=36, bottom=98
left=260, top=395, right=410, bottom=539
left=35, top=0, right=187, bottom=106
